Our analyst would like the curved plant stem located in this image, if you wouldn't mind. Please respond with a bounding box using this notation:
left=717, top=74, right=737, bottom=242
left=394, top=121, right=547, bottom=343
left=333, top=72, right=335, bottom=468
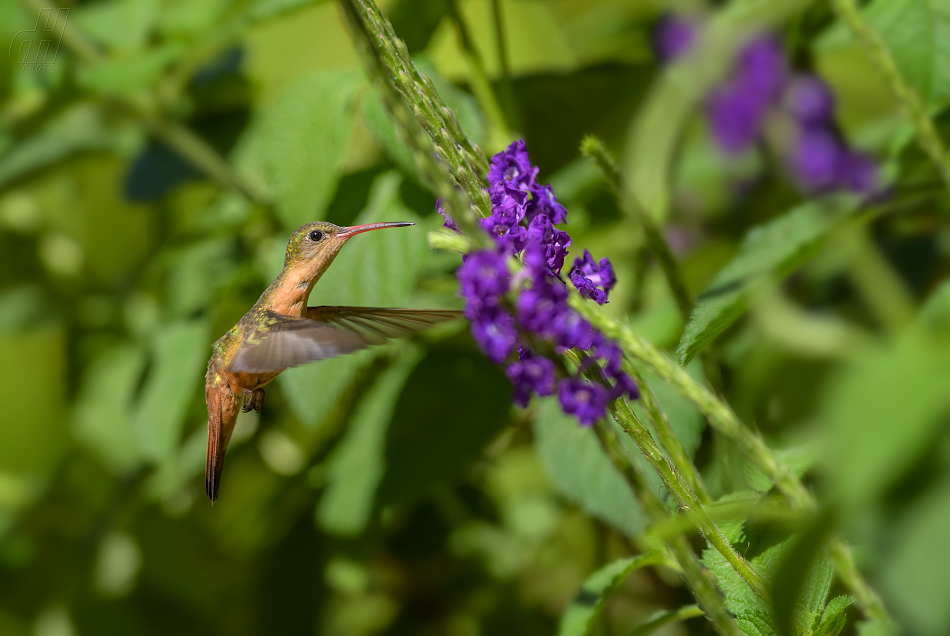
left=623, top=361, right=712, bottom=504
left=629, top=605, right=705, bottom=636
left=831, top=0, right=950, bottom=188
left=593, top=421, right=743, bottom=636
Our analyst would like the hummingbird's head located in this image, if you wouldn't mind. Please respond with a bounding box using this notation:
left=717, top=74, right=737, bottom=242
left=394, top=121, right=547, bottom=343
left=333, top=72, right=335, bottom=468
left=283, top=220, right=415, bottom=272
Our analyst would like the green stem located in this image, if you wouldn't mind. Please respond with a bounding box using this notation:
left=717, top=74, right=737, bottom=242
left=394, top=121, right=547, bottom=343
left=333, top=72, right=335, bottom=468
left=339, top=0, right=493, bottom=220
left=604, top=398, right=771, bottom=604
left=447, top=0, right=514, bottom=148
left=592, top=421, right=742, bottom=636
left=831, top=0, right=950, bottom=188
left=582, top=136, right=693, bottom=325
left=629, top=605, right=705, bottom=636
left=489, top=0, right=521, bottom=134
left=623, top=361, right=712, bottom=504
left=838, top=224, right=915, bottom=334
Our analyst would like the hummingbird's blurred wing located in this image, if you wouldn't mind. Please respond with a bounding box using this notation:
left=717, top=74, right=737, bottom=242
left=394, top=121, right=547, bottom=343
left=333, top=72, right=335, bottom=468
left=227, top=308, right=461, bottom=373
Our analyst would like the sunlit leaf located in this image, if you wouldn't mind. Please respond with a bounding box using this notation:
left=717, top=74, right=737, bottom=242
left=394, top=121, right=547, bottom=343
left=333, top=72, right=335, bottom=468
left=676, top=197, right=858, bottom=365
left=533, top=398, right=645, bottom=536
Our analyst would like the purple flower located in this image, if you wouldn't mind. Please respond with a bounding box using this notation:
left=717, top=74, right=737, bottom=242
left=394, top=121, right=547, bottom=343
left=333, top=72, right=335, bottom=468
left=457, top=249, right=511, bottom=315
left=736, top=35, right=787, bottom=101
left=550, top=309, right=596, bottom=350
left=840, top=152, right=879, bottom=196
left=558, top=378, right=609, bottom=426
left=525, top=215, right=571, bottom=276
left=488, top=140, right=538, bottom=189
left=481, top=181, right=528, bottom=252
left=526, top=183, right=569, bottom=225
left=569, top=250, right=616, bottom=305
left=783, top=74, right=835, bottom=125
left=506, top=352, right=556, bottom=407
left=791, top=126, right=846, bottom=192
left=516, top=276, right=568, bottom=336
left=436, top=197, right=459, bottom=231
left=653, top=14, right=697, bottom=62
left=471, top=307, right=517, bottom=364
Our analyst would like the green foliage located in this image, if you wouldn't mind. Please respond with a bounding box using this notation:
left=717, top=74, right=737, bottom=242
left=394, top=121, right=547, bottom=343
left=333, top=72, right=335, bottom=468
left=677, top=197, right=857, bottom=364
left=557, top=551, right=665, bottom=636
left=533, top=397, right=645, bottom=536
left=815, top=596, right=854, bottom=636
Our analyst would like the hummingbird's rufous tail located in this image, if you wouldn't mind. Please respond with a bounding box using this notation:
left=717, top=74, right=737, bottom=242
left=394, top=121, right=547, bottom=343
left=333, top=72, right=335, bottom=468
left=205, top=384, right=238, bottom=503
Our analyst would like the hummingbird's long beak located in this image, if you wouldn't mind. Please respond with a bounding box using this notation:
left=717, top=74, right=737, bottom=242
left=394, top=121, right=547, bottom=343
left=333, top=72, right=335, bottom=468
left=337, top=221, right=414, bottom=238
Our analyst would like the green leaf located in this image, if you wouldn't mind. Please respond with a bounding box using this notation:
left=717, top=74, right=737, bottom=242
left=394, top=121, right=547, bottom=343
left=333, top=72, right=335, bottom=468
left=246, top=0, right=330, bottom=23
left=771, top=512, right=836, bottom=636
left=377, top=347, right=512, bottom=505
left=879, top=477, right=950, bottom=634
left=242, top=70, right=361, bottom=230
left=361, top=91, right=427, bottom=187
left=814, top=596, right=853, bottom=636
left=74, top=0, right=158, bottom=51
left=533, top=398, right=646, bottom=536
left=72, top=345, right=146, bottom=474
left=316, top=351, right=421, bottom=536
left=823, top=0, right=950, bottom=105
left=132, top=319, right=210, bottom=464
left=822, top=329, right=950, bottom=504
left=856, top=619, right=899, bottom=636
left=278, top=172, right=427, bottom=427
left=76, top=43, right=185, bottom=96
left=676, top=197, right=857, bottom=365
left=744, top=444, right=819, bottom=493
left=557, top=551, right=665, bottom=636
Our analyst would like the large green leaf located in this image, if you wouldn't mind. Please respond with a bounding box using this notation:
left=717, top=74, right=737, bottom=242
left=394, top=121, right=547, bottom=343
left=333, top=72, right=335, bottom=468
left=278, top=172, right=427, bottom=427
left=676, top=198, right=857, bottom=365
left=132, top=319, right=210, bottom=464
left=533, top=398, right=646, bottom=536
left=72, top=345, right=146, bottom=474
left=821, top=328, right=950, bottom=504
left=241, top=70, right=361, bottom=230
left=316, top=351, right=421, bottom=536
left=821, top=0, right=950, bottom=105
left=879, top=477, right=950, bottom=634
left=557, top=551, right=665, bottom=636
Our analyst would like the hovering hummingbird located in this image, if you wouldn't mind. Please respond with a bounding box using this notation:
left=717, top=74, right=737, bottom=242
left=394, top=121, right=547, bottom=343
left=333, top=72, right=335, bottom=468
left=204, top=221, right=460, bottom=502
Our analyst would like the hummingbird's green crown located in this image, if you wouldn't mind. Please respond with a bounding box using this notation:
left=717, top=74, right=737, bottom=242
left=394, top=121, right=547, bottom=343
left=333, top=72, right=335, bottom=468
left=283, top=222, right=344, bottom=268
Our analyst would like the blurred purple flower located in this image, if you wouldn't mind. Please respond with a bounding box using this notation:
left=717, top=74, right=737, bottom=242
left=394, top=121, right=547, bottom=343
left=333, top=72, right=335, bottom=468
left=783, top=74, right=835, bottom=125
left=558, top=378, right=609, bottom=426
left=471, top=308, right=518, bottom=364
left=791, top=126, right=846, bottom=192
left=840, top=152, right=879, bottom=195
left=457, top=249, right=510, bottom=316
left=653, top=14, right=697, bottom=61
left=506, top=352, right=556, bottom=406
left=569, top=250, right=616, bottom=305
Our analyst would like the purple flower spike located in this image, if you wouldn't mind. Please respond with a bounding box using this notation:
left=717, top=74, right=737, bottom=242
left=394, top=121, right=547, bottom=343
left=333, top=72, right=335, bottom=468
left=457, top=249, right=511, bottom=314
left=706, top=83, right=769, bottom=154
left=526, top=215, right=571, bottom=276
left=488, top=140, right=539, bottom=189
left=736, top=35, right=787, bottom=101
left=436, top=197, right=459, bottom=231
left=558, top=378, right=609, bottom=426
left=569, top=250, right=616, bottom=305
left=506, top=353, right=556, bottom=407
left=653, top=14, right=697, bottom=62
left=784, top=74, right=835, bottom=125
left=791, top=126, right=845, bottom=192
left=481, top=181, right=529, bottom=252
left=471, top=308, right=517, bottom=364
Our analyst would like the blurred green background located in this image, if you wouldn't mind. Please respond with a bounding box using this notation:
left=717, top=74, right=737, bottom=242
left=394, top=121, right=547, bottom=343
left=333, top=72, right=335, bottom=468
left=1, top=0, right=949, bottom=634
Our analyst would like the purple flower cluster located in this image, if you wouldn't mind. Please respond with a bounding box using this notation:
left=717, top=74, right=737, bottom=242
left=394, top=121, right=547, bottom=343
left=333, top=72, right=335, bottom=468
left=445, top=141, right=638, bottom=425
left=655, top=15, right=880, bottom=196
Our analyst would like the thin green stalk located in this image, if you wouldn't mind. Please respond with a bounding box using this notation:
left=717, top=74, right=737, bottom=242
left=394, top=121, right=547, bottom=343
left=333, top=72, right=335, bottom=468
left=593, top=421, right=743, bottom=636
left=339, top=0, right=493, bottom=219
left=838, top=224, right=915, bottom=333
left=446, top=0, right=513, bottom=148
left=831, top=0, right=950, bottom=188
left=629, top=605, right=705, bottom=636
left=605, top=398, right=771, bottom=604
left=623, top=361, right=711, bottom=504
left=582, top=136, right=693, bottom=325
left=489, top=0, right=521, bottom=134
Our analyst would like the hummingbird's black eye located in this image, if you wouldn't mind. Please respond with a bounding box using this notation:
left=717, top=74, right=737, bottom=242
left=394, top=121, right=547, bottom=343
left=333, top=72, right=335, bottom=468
left=308, top=230, right=324, bottom=242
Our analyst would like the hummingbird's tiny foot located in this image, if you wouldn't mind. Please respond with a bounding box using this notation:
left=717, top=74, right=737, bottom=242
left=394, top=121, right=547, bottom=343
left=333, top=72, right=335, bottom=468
left=241, top=388, right=265, bottom=413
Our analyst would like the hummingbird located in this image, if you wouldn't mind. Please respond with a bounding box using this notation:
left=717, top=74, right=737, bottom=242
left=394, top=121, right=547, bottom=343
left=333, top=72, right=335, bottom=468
left=204, top=221, right=460, bottom=502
